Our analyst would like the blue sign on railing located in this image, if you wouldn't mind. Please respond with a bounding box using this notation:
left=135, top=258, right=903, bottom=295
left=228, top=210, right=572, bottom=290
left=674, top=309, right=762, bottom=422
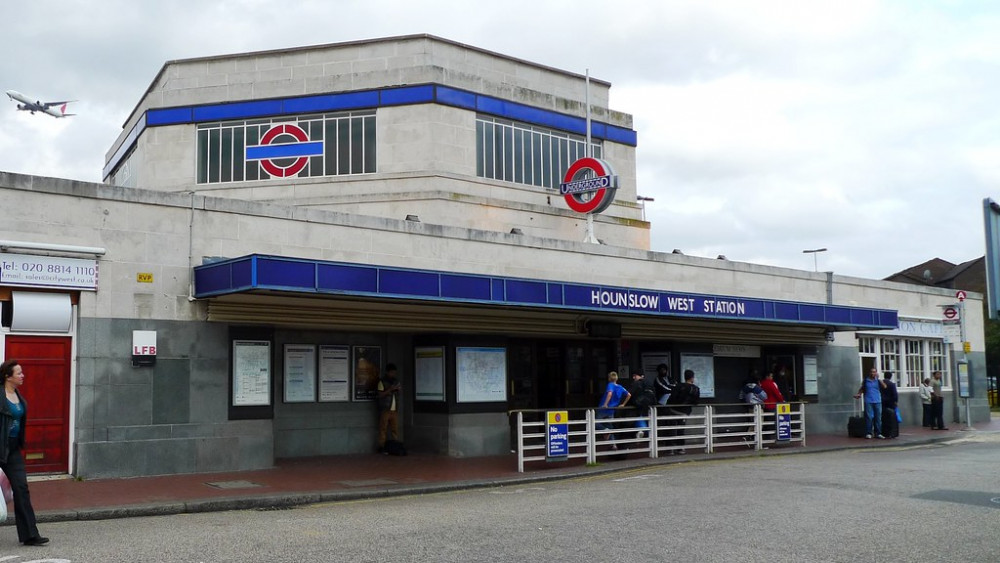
left=776, top=403, right=792, bottom=441
left=546, top=411, right=569, bottom=460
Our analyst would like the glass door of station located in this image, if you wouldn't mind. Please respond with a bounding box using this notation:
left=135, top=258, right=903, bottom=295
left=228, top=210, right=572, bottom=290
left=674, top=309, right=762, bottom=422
left=508, top=340, right=613, bottom=411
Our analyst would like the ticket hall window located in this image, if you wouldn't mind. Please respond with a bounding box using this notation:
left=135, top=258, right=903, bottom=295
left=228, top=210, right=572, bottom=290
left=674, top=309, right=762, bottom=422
left=476, top=116, right=602, bottom=190
left=197, top=112, right=376, bottom=184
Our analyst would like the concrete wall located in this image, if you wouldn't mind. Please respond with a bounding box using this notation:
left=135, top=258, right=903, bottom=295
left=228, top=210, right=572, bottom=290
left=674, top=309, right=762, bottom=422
left=74, top=318, right=273, bottom=478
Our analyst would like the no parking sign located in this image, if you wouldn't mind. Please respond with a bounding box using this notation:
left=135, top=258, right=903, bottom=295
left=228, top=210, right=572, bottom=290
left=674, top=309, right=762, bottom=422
left=546, top=411, right=569, bottom=460
left=776, top=403, right=792, bottom=441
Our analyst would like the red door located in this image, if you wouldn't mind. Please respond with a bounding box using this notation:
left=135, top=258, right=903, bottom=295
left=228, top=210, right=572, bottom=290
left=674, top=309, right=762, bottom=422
left=4, top=336, right=71, bottom=474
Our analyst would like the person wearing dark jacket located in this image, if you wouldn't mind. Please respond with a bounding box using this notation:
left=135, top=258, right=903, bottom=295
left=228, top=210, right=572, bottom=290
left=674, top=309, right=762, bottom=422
left=664, top=370, right=700, bottom=454
left=880, top=372, right=900, bottom=438
left=653, top=363, right=674, bottom=405
left=0, top=360, right=48, bottom=546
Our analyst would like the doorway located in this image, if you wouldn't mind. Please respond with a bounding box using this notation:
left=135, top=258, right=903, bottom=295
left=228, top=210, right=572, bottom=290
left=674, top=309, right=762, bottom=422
left=4, top=335, right=72, bottom=473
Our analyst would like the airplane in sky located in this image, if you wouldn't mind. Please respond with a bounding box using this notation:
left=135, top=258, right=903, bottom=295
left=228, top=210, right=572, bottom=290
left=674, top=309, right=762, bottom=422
left=5, top=90, right=76, bottom=118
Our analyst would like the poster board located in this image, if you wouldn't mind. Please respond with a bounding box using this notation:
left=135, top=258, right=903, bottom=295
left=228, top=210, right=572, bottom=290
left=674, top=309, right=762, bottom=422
left=641, top=353, right=671, bottom=380
left=803, top=355, right=819, bottom=396
left=318, top=345, right=350, bottom=402
left=283, top=344, right=317, bottom=403
left=456, top=347, right=507, bottom=403
left=353, top=346, right=382, bottom=401
left=679, top=353, right=715, bottom=398
left=415, top=346, right=446, bottom=401
left=232, top=340, right=271, bottom=406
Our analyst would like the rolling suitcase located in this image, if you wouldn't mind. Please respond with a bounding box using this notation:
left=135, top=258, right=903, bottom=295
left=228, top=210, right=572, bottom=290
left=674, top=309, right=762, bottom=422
left=847, top=398, right=867, bottom=438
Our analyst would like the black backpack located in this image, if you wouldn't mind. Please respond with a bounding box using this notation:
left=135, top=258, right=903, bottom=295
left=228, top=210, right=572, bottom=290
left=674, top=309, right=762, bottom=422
left=634, top=388, right=656, bottom=409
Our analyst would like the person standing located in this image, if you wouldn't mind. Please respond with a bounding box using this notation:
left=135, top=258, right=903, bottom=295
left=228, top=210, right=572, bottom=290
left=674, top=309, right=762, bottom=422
left=919, top=378, right=934, bottom=428
left=376, top=363, right=401, bottom=453
left=653, top=363, right=674, bottom=406
left=760, top=372, right=785, bottom=440
left=930, top=371, right=948, bottom=430
left=628, top=372, right=655, bottom=439
left=665, top=369, right=700, bottom=454
left=0, top=360, right=48, bottom=546
left=597, top=372, right=630, bottom=448
left=880, top=372, right=899, bottom=438
left=853, top=367, right=887, bottom=439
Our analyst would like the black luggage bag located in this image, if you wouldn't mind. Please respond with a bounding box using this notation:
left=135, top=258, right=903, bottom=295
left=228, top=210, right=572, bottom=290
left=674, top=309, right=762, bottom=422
left=847, top=398, right=867, bottom=438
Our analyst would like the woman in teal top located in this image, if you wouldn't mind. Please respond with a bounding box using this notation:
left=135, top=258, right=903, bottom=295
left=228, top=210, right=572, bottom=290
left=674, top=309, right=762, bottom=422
left=0, top=360, right=48, bottom=546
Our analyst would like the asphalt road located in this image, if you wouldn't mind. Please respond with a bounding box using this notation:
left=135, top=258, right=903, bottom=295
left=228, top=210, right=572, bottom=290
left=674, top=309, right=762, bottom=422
left=5, top=433, right=999, bottom=562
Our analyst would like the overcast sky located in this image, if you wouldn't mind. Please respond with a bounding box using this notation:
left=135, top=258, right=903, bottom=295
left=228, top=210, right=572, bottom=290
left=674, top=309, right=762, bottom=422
left=2, top=1, right=997, bottom=280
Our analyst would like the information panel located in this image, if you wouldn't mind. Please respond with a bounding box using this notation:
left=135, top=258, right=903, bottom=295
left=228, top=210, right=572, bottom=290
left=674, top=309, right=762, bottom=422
left=679, top=353, right=715, bottom=399
left=456, top=347, right=507, bottom=403
left=318, top=345, right=350, bottom=402
left=283, top=344, right=316, bottom=403
left=415, top=347, right=446, bottom=402
left=803, top=355, right=819, bottom=395
left=233, top=340, right=271, bottom=406
left=353, top=346, right=382, bottom=401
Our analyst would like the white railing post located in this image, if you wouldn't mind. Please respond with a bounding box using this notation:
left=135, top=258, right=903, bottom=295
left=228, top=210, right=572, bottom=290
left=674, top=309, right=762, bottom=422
left=587, top=408, right=596, bottom=465
left=705, top=405, right=714, bottom=453
left=646, top=406, right=655, bottom=458
left=516, top=411, right=525, bottom=473
left=800, top=402, right=807, bottom=447
left=754, top=404, right=763, bottom=451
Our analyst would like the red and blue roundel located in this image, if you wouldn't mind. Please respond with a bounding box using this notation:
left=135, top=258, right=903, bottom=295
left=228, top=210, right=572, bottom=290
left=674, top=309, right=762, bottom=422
left=559, top=157, right=619, bottom=214
left=245, top=123, right=324, bottom=178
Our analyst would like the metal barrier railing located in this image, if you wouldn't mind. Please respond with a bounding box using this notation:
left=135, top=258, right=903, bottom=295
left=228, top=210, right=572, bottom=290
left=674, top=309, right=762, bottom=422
left=513, top=402, right=806, bottom=472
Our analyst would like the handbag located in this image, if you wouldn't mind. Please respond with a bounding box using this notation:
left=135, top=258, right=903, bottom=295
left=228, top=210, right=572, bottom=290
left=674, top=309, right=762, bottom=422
left=0, top=468, right=12, bottom=521
left=895, top=407, right=902, bottom=423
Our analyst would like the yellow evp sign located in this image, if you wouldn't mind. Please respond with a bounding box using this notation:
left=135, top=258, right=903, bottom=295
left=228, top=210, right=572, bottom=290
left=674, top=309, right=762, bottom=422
left=777, top=403, right=791, bottom=415
left=137, top=273, right=154, bottom=283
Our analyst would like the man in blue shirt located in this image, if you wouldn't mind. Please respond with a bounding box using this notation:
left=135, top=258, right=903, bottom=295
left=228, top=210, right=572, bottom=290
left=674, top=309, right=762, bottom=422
left=597, top=371, right=631, bottom=448
left=854, top=367, right=887, bottom=439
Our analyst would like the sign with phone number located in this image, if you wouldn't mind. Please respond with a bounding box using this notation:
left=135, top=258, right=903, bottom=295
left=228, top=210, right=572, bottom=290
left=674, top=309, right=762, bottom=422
left=0, top=253, right=99, bottom=290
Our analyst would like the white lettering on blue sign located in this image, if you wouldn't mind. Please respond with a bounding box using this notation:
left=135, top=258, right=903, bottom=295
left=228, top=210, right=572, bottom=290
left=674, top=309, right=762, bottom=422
left=703, top=299, right=746, bottom=315
left=666, top=297, right=696, bottom=311
left=590, top=290, right=660, bottom=310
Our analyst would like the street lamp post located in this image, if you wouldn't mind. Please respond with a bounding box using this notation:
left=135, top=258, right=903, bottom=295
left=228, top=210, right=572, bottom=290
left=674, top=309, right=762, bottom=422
left=802, top=248, right=827, bottom=272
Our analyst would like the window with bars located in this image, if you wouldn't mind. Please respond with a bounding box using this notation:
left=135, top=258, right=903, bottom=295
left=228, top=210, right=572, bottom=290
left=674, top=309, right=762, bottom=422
left=880, top=339, right=900, bottom=376
left=904, top=339, right=925, bottom=387
left=196, top=112, right=376, bottom=184
left=476, top=116, right=602, bottom=189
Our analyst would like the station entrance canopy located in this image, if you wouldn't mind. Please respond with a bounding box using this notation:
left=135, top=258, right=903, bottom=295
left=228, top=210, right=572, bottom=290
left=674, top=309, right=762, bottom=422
left=193, top=254, right=898, bottom=344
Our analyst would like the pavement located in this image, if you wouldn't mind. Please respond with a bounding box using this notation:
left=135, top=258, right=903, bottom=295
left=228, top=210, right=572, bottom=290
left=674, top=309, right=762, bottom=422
left=21, top=415, right=1000, bottom=524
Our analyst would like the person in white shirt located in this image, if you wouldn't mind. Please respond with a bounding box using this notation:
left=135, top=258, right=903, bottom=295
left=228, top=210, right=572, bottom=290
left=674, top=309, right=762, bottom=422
left=919, top=378, right=933, bottom=428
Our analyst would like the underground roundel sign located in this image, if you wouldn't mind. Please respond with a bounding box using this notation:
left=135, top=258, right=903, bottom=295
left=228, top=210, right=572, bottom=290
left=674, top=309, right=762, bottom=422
left=559, top=157, right=619, bottom=214
left=245, top=123, right=325, bottom=178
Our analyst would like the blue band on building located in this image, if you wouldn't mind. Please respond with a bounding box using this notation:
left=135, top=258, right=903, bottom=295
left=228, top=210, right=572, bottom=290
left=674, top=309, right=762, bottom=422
left=194, top=254, right=898, bottom=330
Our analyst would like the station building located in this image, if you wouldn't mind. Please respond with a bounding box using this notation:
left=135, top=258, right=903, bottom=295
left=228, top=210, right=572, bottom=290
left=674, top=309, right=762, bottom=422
left=0, top=35, right=988, bottom=478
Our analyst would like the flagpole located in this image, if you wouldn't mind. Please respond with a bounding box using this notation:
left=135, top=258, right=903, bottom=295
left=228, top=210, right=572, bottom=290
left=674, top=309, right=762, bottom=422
left=584, top=69, right=598, bottom=244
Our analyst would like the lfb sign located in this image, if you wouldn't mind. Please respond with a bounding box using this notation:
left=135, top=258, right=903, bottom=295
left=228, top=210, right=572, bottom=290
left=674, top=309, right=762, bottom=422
left=559, top=157, right=619, bottom=214
left=132, top=330, right=157, bottom=367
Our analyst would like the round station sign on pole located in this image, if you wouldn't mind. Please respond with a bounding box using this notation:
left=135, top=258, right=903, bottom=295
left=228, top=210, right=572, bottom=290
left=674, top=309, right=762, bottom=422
left=559, top=157, right=619, bottom=215
left=943, top=306, right=958, bottom=320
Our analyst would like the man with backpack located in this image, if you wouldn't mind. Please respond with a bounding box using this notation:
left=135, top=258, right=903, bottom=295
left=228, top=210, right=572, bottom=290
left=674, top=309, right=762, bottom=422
left=628, top=372, right=656, bottom=439
left=665, top=369, right=701, bottom=454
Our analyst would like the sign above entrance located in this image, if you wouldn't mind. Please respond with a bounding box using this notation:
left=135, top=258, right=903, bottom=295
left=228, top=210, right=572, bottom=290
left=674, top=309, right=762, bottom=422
left=559, top=157, right=618, bottom=214
left=194, top=254, right=900, bottom=330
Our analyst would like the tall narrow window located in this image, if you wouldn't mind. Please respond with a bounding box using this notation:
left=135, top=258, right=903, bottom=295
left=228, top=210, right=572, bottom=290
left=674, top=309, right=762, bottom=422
left=476, top=116, right=602, bottom=190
